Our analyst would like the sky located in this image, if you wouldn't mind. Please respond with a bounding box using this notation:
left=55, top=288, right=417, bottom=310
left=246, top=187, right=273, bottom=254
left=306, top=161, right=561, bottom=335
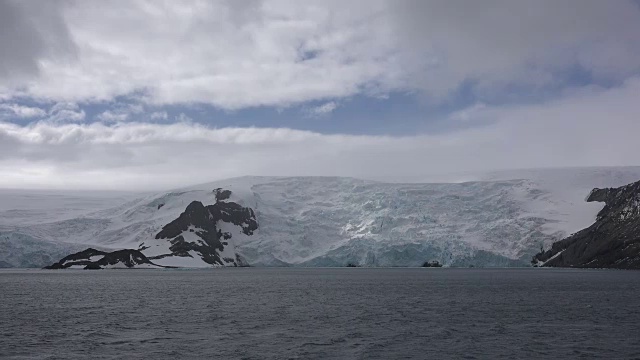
left=1, top=0, right=640, bottom=190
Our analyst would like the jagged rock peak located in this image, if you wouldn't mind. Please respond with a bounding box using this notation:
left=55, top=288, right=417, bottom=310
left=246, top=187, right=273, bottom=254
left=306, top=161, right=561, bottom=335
left=214, top=188, right=232, bottom=202
left=533, top=179, right=640, bottom=269
left=151, top=189, right=258, bottom=267
left=586, top=181, right=640, bottom=223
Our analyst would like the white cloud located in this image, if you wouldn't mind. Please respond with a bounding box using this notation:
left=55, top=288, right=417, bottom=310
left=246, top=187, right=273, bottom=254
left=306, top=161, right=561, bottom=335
left=96, top=110, right=128, bottom=123
left=150, top=111, right=168, bottom=120
left=1, top=1, right=638, bottom=109
left=390, top=0, right=640, bottom=100
left=0, top=103, right=47, bottom=118
left=0, top=1, right=638, bottom=190
left=46, top=102, right=86, bottom=123
left=1, top=77, right=639, bottom=190
left=126, top=103, right=144, bottom=115
left=449, top=103, right=488, bottom=123
left=96, top=103, right=148, bottom=122
left=175, top=113, right=192, bottom=123
left=307, top=101, right=338, bottom=117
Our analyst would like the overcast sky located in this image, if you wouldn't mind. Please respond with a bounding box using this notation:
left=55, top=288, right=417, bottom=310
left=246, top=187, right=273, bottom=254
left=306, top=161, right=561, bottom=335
left=1, top=0, right=640, bottom=190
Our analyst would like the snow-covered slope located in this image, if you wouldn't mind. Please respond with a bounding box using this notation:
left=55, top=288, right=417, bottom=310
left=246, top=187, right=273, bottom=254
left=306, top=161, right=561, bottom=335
left=533, top=179, right=640, bottom=269
left=3, top=167, right=640, bottom=268
left=0, top=189, right=137, bottom=226
left=0, top=190, right=133, bottom=268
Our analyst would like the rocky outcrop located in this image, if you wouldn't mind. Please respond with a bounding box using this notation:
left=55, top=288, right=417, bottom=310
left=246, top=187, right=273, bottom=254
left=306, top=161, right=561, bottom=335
left=151, top=190, right=257, bottom=266
left=45, top=248, right=168, bottom=269
left=533, top=180, right=640, bottom=269
left=45, top=188, right=258, bottom=269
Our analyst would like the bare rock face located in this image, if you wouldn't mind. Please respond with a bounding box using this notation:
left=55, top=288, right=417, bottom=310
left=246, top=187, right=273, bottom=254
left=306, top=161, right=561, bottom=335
left=533, top=180, right=640, bottom=269
left=152, top=196, right=257, bottom=266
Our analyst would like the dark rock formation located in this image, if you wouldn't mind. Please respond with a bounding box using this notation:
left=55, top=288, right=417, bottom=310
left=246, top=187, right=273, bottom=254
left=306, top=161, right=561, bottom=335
left=45, top=248, right=168, bottom=269
left=152, top=191, right=258, bottom=267
left=533, top=180, right=640, bottom=269
left=214, top=188, right=232, bottom=202
left=422, top=260, right=443, bottom=268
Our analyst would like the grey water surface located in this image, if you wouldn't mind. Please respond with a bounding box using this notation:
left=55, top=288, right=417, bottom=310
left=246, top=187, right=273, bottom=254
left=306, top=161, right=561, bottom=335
left=1, top=268, right=639, bottom=359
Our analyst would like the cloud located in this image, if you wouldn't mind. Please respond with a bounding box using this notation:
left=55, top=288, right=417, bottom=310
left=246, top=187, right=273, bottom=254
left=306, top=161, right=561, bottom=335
left=175, top=113, right=193, bottom=123
left=1, top=0, right=638, bottom=109
left=96, top=110, right=128, bottom=123
left=307, top=101, right=338, bottom=117
left=390, top=0, right=640, bottom=100
left=448, top=103, right=489, bottom=123
left=0, top=104, right=47, bottom=118
left=46, top=102, right=86, bottom=123
left=1, top=76, right=639, bottom=190
left=0, top=0, right=75, bottom=86
left=96, top=103, right=148, bottom=122
left=150, top=111, right=168, bottom=120
left=0, top=1, right=638, bottom=190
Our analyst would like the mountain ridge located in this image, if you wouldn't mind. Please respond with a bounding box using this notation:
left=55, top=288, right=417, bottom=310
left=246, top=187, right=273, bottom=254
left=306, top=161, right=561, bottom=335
left=3, top=167, right=640, bottom=268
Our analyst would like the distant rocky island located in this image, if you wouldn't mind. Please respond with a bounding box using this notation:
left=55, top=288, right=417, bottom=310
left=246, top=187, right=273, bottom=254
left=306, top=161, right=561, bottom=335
left=533, top=179, right=640, bottom=269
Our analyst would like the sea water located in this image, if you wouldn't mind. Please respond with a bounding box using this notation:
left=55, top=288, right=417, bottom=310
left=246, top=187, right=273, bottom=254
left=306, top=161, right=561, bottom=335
left=1, top=268, right=639, bottom=359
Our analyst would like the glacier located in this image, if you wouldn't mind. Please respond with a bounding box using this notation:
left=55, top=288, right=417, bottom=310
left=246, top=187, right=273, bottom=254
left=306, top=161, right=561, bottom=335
left=2, top=167, right=640, bottom=268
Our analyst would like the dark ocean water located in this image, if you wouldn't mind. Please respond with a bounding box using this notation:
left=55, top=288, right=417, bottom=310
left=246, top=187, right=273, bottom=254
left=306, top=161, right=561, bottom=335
left=1, top=268, right=640, bottom=360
